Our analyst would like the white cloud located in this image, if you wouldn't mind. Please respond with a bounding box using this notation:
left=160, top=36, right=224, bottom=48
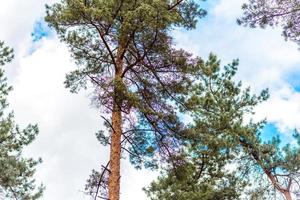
left=8, top=35, right=156, bottom=200
left=0, top=0, right=56, bottom=47
left=255, top=86, right=300, bottom=134
left=0, top=0, right=157, bottom=198
left=9, top=37, right=105, bottom=200
left=174, top=0, right=300, bottom=138
left=213, top=0, right=245, bottom=21
left=0, top=0, right=58, bottom=79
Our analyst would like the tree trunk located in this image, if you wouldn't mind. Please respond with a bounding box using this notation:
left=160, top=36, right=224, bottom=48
left=283, top=191, right=292, bottom=200
left=264, top=170, right=293, bottom=200
left=108, top=45, right=124, bottom=200
left=108, top=105, right=122, bottom=200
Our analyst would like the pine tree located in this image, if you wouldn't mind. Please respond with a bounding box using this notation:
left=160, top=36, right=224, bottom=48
left=45, top=1, right=207, bottom=199
left=0, top=41, right=43, bottom=199
left=146, top=54, right=300, bottom=200
left=238, top=0, right=300, bottom=45
left=145, top=54, right=264, bottom=200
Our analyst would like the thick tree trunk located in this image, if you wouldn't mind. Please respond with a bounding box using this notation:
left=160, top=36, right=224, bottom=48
left=108, top=106, right=122, bottom=200
left=108, top=45, right=124, bottom=200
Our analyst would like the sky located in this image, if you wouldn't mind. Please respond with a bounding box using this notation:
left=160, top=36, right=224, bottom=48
left=0, top=0, right=300, bottom=199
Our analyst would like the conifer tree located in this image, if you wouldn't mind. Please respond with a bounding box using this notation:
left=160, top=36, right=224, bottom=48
left=145, top=54, right=265, bottom=200
left=146, top=54, right=300, bottom=200
left=45, top=1, right=206, bottom=199
left=238, top=0, right=300, bottom=45
left=0, top=41, right=43, bottom=199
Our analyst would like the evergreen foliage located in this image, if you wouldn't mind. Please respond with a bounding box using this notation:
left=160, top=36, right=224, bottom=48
left=238, top=0, right=300, bottom=45
left=145, top=54, right=300, bottom=200
left=239, top=130, right=300, bottom=199
left=45, top=1, right=207, bottom=199
left=44, top=1, right=300, bottom=199
left=145, top=54, right=267, bottom=200
left=0, top=42, right=43, bottom=199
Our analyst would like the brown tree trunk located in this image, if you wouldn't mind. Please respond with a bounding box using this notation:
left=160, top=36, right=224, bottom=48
left=108, top=45, right=124, bottom=200
left=108, top=106, right=122, bottom=200
left=265, top=170, right=293, bottom=200
left=283, top=191, right=293, bottom=200
left=239, top=140, right=294, bottom=200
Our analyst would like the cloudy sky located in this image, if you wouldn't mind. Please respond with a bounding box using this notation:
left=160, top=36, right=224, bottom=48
left=1, top=0, right=300, bottom=199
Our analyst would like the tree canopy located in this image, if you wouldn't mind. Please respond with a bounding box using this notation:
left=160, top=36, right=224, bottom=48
left=43, top=1, right=300, bottom=200
left=45, top=1, right=207, bottom=199
left=145, top=54, right=266, bottom=200
left=0, top=41, right=43, bottom=199
left=145, top=54, right=300, bottom=200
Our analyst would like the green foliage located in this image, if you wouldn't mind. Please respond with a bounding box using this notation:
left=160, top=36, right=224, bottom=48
left=0, top=42, right=43, bottom=199
left=241, top=129, right=300, bottom=198
left=145, top=167, right=245, bottom=200
left=145, top=54, right=269, bottom=199
left=45, top=1, right=209, bottom=199
left=45, top=0, right=207, bottom=94
left=0, top=41, right=13, bottom=66
left=45, top=0, right=208, bottom=168
left=238, top=0, right=300, bottom=45
left=45, top=1, right=300, bottom=199
left=146, top=53, right=300, bottom=199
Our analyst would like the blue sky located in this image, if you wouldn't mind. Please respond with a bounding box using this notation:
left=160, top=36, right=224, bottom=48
left=261, top=123, right=280, bottom=141
left=260, top=123, right=294, bottom=147
left=171, top=0, right=300, bottom=145
left=285, top=69, right=300, bottom=92
left=1, top=0, right=300, bottom=199
left=28, top=20, right=53, bottom=55
left=32, top=20, right=52, bottom=42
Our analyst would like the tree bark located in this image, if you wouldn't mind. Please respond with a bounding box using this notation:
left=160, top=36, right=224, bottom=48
left=264, top=170, right=293, bottom=200
left=108, top=44, right=124, bottom=200
left=108, top=105, right=122, bottom=200
left=283, top=191, right=293, bottom=200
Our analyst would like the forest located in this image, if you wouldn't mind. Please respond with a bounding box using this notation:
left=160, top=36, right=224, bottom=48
left=1, top=0, right=300, bottom=200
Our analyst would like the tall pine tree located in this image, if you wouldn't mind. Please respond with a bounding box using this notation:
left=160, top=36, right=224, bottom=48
left=45, top=1, right=206, bottom=199
left=0, top=41, right=43, bottom=199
